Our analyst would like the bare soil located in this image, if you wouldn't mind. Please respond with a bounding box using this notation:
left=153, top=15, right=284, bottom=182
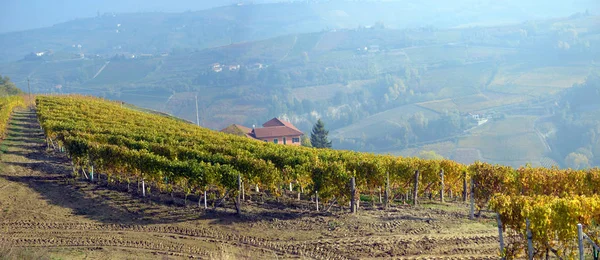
left=0, top=108, right=500, bottom=260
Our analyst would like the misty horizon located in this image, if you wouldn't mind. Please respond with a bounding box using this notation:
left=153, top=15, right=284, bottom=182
left=1, top=0, right=598, bottom=34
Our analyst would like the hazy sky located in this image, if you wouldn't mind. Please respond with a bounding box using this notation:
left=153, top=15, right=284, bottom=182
left=0, top=0, right=252, bottom=33
left=1, top=0, right=598, bottom=33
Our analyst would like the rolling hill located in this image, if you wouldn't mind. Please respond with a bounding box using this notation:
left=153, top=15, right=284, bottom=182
left=1, top=8, right=600, bottom=168
left=1, top=0, right=598, bottom=63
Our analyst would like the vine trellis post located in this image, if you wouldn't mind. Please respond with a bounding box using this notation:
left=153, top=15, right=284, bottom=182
left=469, top=178, right=475, bottom=220
left=526, top=218, right=533, bottom=260
left=578, top=223, right=600, bottom=260
left=350, top=177, right=357, bottom=214
left=439, top=169, right=444, bottom=203
left=412, top=170, right=419, bottom=205
left=496, top=213, right=505, bottom=260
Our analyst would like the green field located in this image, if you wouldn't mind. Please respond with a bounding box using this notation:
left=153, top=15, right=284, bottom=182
left=469, top=115, right=537, bottom=135
left=292, top=79, right=374, bottom=101
left=332, top=104, right=439, bottom=139
left=89, top=59, right=159, bottom=85
left=403, top=45, right=516, bottom=65
left=457, top=116, right=548, bottom=165
left=458, top=132, right=546, bottom=162
left=419, top=62, right=496, bottom=96
left=417, top=99, right=459, bottom=113
left=288, top=33, right=322, bottom=57
left=313, top=32, right=348, bottom=51
left=385, top=116, right=549, bottom=167
left=417, top=92, right=528, bottom=114
left=488, top=65, right=590, bottom=96
left=451, top=148, right=483, bottom=165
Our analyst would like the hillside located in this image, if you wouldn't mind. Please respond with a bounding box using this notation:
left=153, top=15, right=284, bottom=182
left=0, top=97, right=507, bottom=259
left=0, top=95, right=594, bottom=259
left=1, top=11, right=599, bottom=168
left=1, top=0, right=598, bottom=63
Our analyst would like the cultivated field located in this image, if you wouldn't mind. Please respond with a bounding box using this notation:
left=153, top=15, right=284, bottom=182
left=387, top=116, right=548, bottom=167
left=332, top=104, right=439, bottom=140
left=417, top=92, right=530, bottom=114
left=292, top=80, right=374, bottom=102
left=0, top=108, right=501, bottom=259
left=457, top=116, right=548, bottom=167
left=487, top=65, right=589, bottom=96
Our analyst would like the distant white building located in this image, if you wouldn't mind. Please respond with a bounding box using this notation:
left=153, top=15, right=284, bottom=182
left=212, top=63, right=223, bottom=72
left=368, top=45, right=380, bottom=53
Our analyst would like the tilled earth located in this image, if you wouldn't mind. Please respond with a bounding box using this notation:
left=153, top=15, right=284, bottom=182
left=0, top=109, right=500, bottom=259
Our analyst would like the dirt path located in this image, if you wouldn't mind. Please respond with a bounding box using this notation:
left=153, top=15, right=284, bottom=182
left=0, top=108, right=500, bottom=259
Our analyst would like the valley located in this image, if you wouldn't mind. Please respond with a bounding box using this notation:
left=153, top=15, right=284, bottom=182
left=0, top=1, right=599, bottom=177
left=1, top=1, right=600, bottom=259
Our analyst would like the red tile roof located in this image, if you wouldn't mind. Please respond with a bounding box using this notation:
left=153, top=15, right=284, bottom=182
left=262, top=117, right=301, bottom=132
left=253, top=126, right=303, bottom=139
left=221, top=118, right=303, bottom=140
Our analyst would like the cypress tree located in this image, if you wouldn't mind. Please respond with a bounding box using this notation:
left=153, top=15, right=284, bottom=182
left=310, top=119, right=332, bottom=148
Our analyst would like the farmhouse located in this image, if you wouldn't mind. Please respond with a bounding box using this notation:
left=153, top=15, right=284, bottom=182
left=220, top=118, right=303, bottom=146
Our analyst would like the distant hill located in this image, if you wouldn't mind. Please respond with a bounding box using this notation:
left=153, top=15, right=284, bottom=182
left=0, top=0, right=283, bottom=33
left=1, top=0, right=598, bottom=62
left=1, top=10, right=599, bottom=168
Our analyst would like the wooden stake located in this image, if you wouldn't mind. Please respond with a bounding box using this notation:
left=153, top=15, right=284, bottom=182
left=90, top=165, right=94, bottom=182
left=412, top=170, right=419, bottom=205
left=81, top=168, right=89, bottom=180
left=350, top=177, right=357, bottom=213
left=578, top=223, right=584, bottom=260
left=236, top=173, right=242, bottom=215
left=463, top=171, right=468, bottom=202
left=527, top=219, right=533, bottom=260
left=469, top=178, right=475, bottom=219
left=315, top=191, right=319, bottom=211
left=242, top=180, right=245, bottom=201
left=439, top=169, right=444, bottom=203
left=384, top=171, right=390, bottom=208
left=497, top=213, right=505, bottom=260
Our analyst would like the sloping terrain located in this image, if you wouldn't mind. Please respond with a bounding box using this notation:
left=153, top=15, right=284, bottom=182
left=0, top=108, right=501, bottom=259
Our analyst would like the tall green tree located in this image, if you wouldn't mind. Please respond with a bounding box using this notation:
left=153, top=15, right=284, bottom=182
left=310, top=119, right=332, bottom=148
